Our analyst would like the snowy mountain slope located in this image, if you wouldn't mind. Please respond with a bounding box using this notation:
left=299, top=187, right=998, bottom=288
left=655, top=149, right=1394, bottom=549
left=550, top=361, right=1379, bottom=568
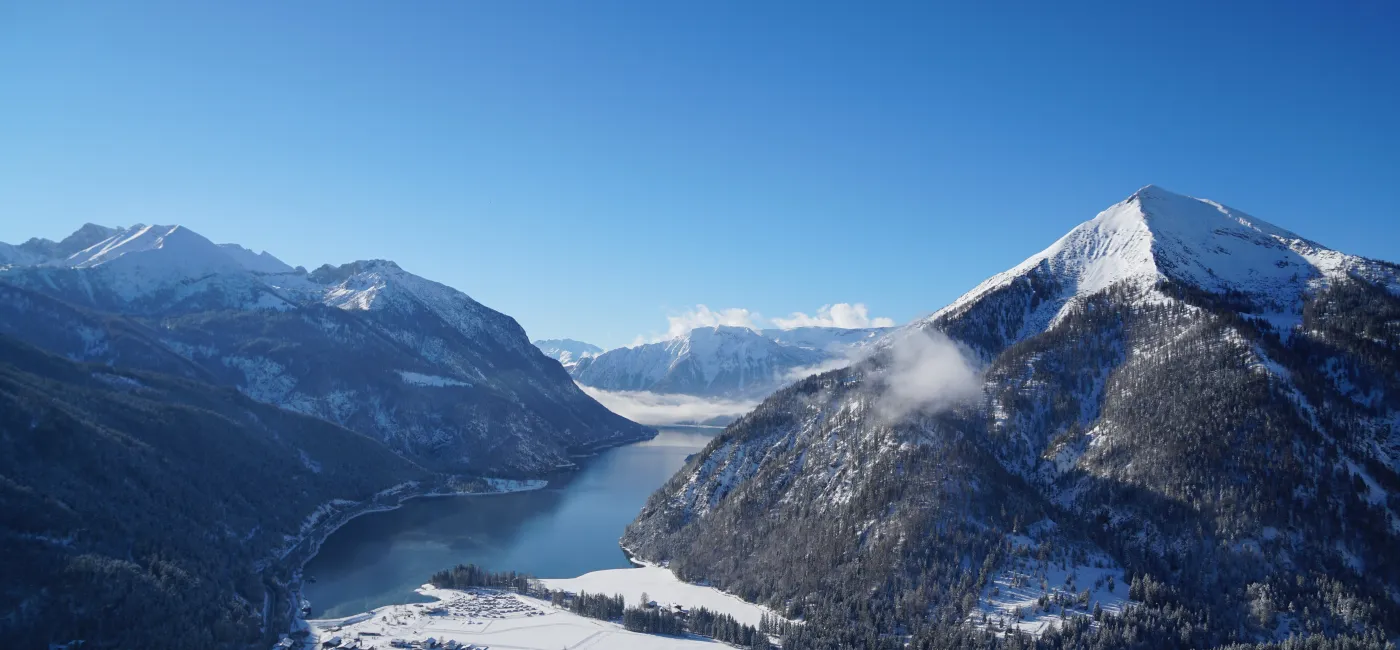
left=1, top=223, right=122, bottom=267
left=0, top=224, right=652, bottom=473
left=572, top=325, right=831, bottom=398
left=759, top=325, right=891, bottom=353
left=571, top=325, right=891, bottom=399
left=929, top=185, right=1399, bottom=351
left=625, top=187, right=1400, bottom=647
left=62, top=224, right=231, bottom=269
left=533, top=338, right=604, bottom=369
left=312, top=260, right=535, bottom=356
left=0, top=224, right=300, bottom=313
left=0, top=242, right=41, bottom=267
left=2, top=222, right=119, bottom=265
left=219, top=242, right=296, bottom=273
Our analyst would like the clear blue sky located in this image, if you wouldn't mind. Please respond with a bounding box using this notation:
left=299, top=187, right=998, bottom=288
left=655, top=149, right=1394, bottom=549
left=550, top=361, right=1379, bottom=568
left=2, top=1, right=1397, bottom=349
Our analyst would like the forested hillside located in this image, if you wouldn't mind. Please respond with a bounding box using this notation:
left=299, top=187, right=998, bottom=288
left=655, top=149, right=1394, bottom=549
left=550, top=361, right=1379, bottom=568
left=0, top=335, right=426, bottom=648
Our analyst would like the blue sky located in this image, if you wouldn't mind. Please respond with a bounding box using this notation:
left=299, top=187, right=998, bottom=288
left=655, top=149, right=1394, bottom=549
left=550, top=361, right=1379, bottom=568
left=2, top=1, right=1397, bottom=349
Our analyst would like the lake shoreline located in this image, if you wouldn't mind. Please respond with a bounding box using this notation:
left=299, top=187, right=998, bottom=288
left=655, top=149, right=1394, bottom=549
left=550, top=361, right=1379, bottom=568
left=267, top=428, right=661, bottom=636
left=275, top=427, right=715, bottom=642
left=263, top=476, right=550, bottom=638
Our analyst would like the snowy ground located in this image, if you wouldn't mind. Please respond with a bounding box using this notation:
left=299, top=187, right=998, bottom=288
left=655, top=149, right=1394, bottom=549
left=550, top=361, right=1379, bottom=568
left=308, top=584, right=728, bottom=649
left=540, top=566, right=776, bottom=628
left=968, top=523, right=1135, bottom=636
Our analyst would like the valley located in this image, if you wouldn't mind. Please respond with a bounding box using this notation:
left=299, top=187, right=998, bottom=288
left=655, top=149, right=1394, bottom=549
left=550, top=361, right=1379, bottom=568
left=8, top=5, right=1398, bottom=648
left=3, top=188, right=1397, bottom=650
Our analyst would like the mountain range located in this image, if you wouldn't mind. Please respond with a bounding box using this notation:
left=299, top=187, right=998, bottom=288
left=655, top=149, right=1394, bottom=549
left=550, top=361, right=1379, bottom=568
left=0, top=223, right=651, bottom=475
left=624, top=186, right=1400, bottom=647
left=533, top=338, right=604, bottom=370
left=567, top=324, right=890, bottom=399
left=0, top=222, right=663, bottom=647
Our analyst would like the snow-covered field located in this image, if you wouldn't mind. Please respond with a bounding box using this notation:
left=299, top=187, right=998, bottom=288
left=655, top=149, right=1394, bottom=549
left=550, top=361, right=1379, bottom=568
left=302, top=563, right=786, bottom=649
left=540, top=566, right=775, bottom=628
left=308, top=584, right=728, bottom=649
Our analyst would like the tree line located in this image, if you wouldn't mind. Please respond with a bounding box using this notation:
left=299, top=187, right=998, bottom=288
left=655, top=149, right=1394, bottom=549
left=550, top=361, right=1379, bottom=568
left=429, top=563, right=772, bottom=647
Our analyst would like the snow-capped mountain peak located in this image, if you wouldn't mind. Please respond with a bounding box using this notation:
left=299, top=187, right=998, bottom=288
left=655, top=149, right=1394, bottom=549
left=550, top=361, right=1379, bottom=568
left=930, top=185, right=1396, bottom=331
left=315, top=259, right=526, bottom=353
left=63, top=224, right=236, bottom=270
left=666, top=326, right=780, bottom=376
left=0, top=223, right=121, bottom=267
left=318, top=260, right=403, bottom=311
left=533, top=339, right=603, bottom=369
left=36, top=223, right=121, bottom=259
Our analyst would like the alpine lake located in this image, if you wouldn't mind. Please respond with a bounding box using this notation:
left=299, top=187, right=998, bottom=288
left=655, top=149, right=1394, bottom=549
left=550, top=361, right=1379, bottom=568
left=301, top=427, right=715, bottom=618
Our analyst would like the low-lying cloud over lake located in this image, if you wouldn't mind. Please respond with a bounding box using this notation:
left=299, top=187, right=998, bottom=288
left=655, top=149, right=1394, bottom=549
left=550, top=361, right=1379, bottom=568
left=579, top=384, right=761, bottom=427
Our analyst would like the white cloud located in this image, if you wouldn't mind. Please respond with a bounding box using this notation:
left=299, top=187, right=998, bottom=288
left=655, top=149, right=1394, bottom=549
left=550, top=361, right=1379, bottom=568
left=656, top=305, right=759, bottom=341
left=579, top=384, right=760, bottom=426
left=633, top=302, right=896, bottom=344
left=779, top=357, right=854, bottom=383
left=875, top=329, right=982, bottom=422
left=770, top=303, right=895, bottom=330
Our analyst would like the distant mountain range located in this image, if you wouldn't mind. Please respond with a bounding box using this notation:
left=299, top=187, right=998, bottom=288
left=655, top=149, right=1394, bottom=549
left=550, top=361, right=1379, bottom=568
left=559, top=324, right=890, bottom=399
left=533, top=338, right=603, bottom=370
left=625, top=186, right=1400, bottom=647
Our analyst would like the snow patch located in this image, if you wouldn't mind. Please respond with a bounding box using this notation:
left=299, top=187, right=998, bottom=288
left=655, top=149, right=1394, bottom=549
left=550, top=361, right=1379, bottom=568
left=972, top=536, right=1134, bottom=637
left=397, top=371, right=472, bottom=388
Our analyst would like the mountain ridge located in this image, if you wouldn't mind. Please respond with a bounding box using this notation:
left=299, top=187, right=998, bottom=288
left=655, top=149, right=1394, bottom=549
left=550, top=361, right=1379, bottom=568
left=930, top=185, right=1398, bottom=339
left=571, top=324, right=889, bottom=399
left=0, top=223, right=652, bottom=474
left=533, top=338, right=604, bottom=370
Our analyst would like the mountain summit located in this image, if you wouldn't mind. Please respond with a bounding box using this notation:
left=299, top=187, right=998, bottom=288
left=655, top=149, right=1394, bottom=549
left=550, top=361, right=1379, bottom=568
left=924, top=186, right=1397, bottom=357
left=941, top=185, right=1389, bottom=322
left=533, top=339, right=604, bottom=370
left=624, top=187, right=1400, bottom=647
